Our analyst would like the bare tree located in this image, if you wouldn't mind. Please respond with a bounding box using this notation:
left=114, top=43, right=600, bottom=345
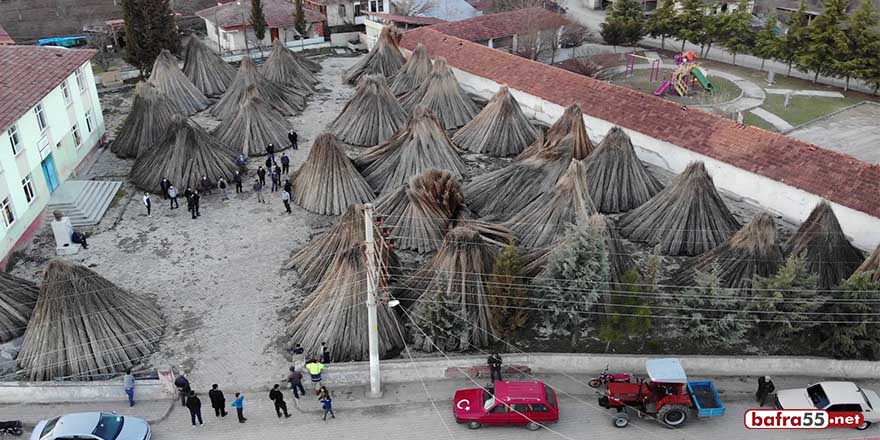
left=567, top=46, right=615, bottom=79
left=391, top=0, right=439, bottom=16
left=87, top=31, right=116, bottom=72
left=492, top=0, right=544, bottom=13
left=560, top=23, right=591, bottom=48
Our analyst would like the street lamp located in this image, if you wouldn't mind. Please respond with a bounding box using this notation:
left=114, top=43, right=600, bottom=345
left=215, top=2, right=222, bottom=54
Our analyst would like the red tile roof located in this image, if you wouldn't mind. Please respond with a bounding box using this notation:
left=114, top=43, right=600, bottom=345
left=0, top=45, right=95, bottom=133
left=0, top=24, right=13, bottom=45
left=428, top=7, right=569, bottom=42
left=368, top=12, right=445, bottom=25
left=197, top=0, right=325, bottom=28
left=400, top=27, right=880, bottom=219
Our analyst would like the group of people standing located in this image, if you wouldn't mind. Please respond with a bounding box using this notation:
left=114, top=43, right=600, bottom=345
left=254, top=145, right=294, bottom=214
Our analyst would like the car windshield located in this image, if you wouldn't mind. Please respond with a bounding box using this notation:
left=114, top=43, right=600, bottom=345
left=807, top=384, right=830, bottom=409
left=859, top=388, right=874, bottom=410
left=40, top=417, right=60, bottom=437
left=92, top=414, right=124, bottom=440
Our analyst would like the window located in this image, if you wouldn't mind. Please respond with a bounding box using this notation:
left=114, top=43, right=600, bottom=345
left=21, top=174, right=35, bottom=204
left=35, top=103, right=47, bottom=132
left=807, top=384, right=830, bottom=409
left=544, top=384, right=557, bottom=409
left=40, top=417, right=60, bottom=437
left=489, top=404, right=507, bottom=414
left=92, top=414, right=124, bottom=439
left=338, top=4, right=346, bottom=18
left=511, top=404, right=529, bottom=414
left=71, top=124, right=82, bottom=147
left=827, top=404, right=862, bottom=412
left=61, top=80, right=72, bottom=106
left=7, top=125, right=20, bottom=155
left=530, top=404, right=549, bottom=413
left=1, top=197, right=14, bottom=228
left=75, top=67, right=86, bottom=92
left=369, top=0, right=384, bottom=12
left=85, top=110, right=95, bottom=133
left=354, top=2, right=363, bottom=16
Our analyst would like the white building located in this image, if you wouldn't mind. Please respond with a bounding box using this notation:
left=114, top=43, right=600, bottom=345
left=197, top=0, right=327, bottom=53
left=0, top=45, right=105, bottom=267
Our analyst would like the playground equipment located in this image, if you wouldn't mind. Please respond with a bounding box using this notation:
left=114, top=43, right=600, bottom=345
left=625, top=53, right=661, bottom=82
left=654, top=51, right=716, bottom=97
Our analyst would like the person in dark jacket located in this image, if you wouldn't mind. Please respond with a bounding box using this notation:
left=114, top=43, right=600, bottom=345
left=174, top=374, right=191, bottom=406
left=271, top=167, right=280, bottom=192
left=756, top=376, right=775, bottom=407
left=265, top=156, right=273, bottom=171
left=218, top=178, right=229, bottom=200
left=208, top=384, right=228, bottom=417
left=280, top=153, right=290, bottom=174
left=283, top=179, right=292, bottom=194
left=288, top=366, right=305, bottom=399
left=488, top=353, right=503, bottom=382
left=191, top=191, right=201, bottom=219
left=319, top=387, right=335, bottom=420
left=256, top=166, right=267, bottom=186
left=233, top=171, right=243, bottom=193
left=269, top=384, right=291, bottom=418
left=321, top=342, right=331, bottom=364
left=200, top=175, right=214, bottom=195
left=186, top=391, right=204, bottom=426
left=184, top=187, right=194, bottom=212
left=266, top=143, right=276, bottom=162
left=288, top=129, right=298, bottom=150
left=159, top=178, right=171, bottom=199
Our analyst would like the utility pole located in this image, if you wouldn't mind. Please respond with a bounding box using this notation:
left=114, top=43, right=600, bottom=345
left=237, top=0, right=250, bottom=55
left=363, top=203, right=382, bottom=398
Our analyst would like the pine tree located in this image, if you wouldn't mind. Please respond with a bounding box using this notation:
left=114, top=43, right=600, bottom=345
left=722, top=0, right=756, bottom=65
left=834, top=0, right=880, bottom=91
left=776, top=0, right=810, bottom=76
left=749, top=257, right=822, bottom=343
left=753, top=16, right=779, bottom=70
left=536, top=224, right=610, bottom=348
left=121, top=0, right=179, bottom=77
left=598, top=270, right=653, bottom=352
left=797, top=0, right=847, bottom=82
left=676, top=0, right=706, bottom=52
left=251, top=0, right=269, bottom=45
left=646, top=0, right=677, bottom=50
left=601, top=0, right=645, bottom=48
left=488, top=244, right=530, bottom=337
left=818, top=273, right=880, bottom=360
left=294, top=0, right=307, bottom=36
left=673, top=264, right=751, bottom=351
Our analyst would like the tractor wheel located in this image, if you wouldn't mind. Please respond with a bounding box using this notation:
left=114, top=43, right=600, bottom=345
left=857, top=421, right=872, bottom=431
left=527, top=422, right=541, bottom=431
left=468, top=422, right=481, bottom=430
left=658, top=404, right=689, bottom=428
left=613, top=413, right=629, bottom=428
left=588, top=379, right=602, bottom=388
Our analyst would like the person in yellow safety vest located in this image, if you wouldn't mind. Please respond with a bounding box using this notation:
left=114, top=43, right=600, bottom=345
left=305, top=358, right=326, bottom=392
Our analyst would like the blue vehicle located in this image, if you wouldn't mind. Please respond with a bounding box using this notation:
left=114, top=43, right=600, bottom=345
left=37, top=36, right=89, bottom=48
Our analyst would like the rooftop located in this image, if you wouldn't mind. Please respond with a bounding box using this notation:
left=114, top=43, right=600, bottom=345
left=197, top=0, right=325, bottom=28
left=0, top=45, right=95, bottom=133
left=0, top=24, right=13, bottom=45
left=428, top=7, right=569, bottom=42
left=368, top=12, right=445, bottom=26
left=400, top=27, right=880, bottom=219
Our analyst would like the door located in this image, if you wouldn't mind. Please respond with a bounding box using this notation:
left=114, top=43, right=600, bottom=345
left=41, top=154, right=59, bottom=193
left=270, top=28, right=280, bottom=41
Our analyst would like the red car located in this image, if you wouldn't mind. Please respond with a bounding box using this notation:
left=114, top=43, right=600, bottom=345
left=453, top=381, right=559, bottom=431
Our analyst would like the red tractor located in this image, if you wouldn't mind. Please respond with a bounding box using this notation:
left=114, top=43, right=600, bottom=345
left=597, top=358, right=725, bottom=429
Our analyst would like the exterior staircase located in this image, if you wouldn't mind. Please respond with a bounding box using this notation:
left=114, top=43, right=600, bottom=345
left=46, top=180, right=122, bottom=227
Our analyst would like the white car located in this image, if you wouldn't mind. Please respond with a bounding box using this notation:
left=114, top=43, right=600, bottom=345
left=776, top=381, right=880, bottom=430
left=30, top=412, right=151, bottom=440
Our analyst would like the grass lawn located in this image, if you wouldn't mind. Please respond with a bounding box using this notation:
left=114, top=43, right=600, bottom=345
left=609, top=68, right=741, bottom=105
left=742, top=112, right=778, bottom=132
left=761, top=94, right=863, bottom=127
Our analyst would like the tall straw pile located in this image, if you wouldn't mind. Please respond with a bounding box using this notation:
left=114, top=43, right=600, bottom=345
left=465, top=105, right=594, bottom=218
left=131, top=115, right=237, bottom=194
left=784, top=200, right=864, bottom=290
left=854, top=245, right=880, bottom=283
left=399, top=58, right=479, bottom=130
left=331, top=75, right=408, bottom=147
left=285, top=248, right=404, bottom=361
left=111, top=82, right=182, bottom=159
left=672, top=213, right=783, bottom=289
left=285, top=204, right=398, bottom=287
left=212, top=86, right=293, bottom=156
left=0, top=272, right=38, bottom=343
left=357, top=106, right=466, bottom=194
left=389, top=43, right=432, bottom=96
left=505, top=160, right=596, bottom=248
left=619, top=161, right=741, bottom=256
left=405, top=225, right=500, bottom=352
left=262, top=39, right=318, bottom=94
left=291, top=133, right=375, bottom=215
left=343, top=26, right=405, bottom=85
left=211, top=57, right=305, bottom=120
left=585, top=126, right=663, bottom=213
left=452, top=86, right=537, bottom=157
left=182, top=35, right=237, bottom=97
left=147, top=49, right=209, bottom=115
left=18, top=259, right=164, bottom=381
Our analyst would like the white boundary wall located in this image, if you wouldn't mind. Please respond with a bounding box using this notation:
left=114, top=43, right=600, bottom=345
left=420, top=50, right=880, bottom=251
